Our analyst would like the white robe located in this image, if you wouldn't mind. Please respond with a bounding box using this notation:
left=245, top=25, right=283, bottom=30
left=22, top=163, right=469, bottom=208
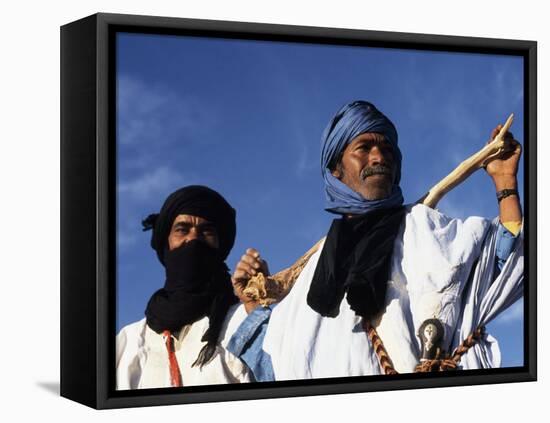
left=116, top=303, right=251, bottom=389
left=262, top=204, right=524, bottom=380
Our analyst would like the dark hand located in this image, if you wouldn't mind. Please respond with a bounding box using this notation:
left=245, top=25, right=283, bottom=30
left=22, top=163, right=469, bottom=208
left=231, top=248, right=270, bottom=312
left=484, top=124, right=522, bottom=224
left=484, top=124, right=522, bottom=189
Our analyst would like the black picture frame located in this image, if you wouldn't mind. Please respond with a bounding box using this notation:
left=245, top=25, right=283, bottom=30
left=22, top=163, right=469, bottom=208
left=60, top=12, right=537, bottom=409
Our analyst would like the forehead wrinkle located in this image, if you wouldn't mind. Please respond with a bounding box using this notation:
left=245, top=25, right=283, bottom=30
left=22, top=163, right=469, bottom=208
left=172, top=221, right=217, bottom=230
left=172, top=221, right=191, bottom=228
left=352, top=132, right=390, bottom=145
left=172, top=214, right=211, bottom=224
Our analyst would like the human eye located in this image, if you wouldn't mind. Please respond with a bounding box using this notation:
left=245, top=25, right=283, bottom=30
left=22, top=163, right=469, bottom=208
left=379, top=142, right=394, bottom=156
left=174, top=225, right=190, bottom=235
left=357, top=141, right=373, bottom=151
left=202, top=225, right=217, bottom=237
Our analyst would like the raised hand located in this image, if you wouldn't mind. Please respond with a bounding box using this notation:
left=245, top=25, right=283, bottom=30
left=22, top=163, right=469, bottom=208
left=231, top=248, right=270, bottom=313
left=484, top=124, right=522, bottom=187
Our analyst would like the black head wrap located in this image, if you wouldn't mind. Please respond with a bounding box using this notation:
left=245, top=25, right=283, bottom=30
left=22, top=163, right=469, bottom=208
left=143, top=185, right=236, bottom=265
left=142, top=185, right=238, bottom=368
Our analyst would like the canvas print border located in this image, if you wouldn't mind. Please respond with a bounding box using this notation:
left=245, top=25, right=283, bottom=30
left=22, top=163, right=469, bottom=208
left=60, top=12, right=537, bottom=409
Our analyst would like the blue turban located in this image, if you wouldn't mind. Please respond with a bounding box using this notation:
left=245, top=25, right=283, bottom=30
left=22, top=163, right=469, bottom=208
left=321, top=100, right=404, bottom=215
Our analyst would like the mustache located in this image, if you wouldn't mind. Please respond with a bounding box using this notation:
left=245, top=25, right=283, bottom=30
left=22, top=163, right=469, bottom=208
left=360, top=164, right=393, bottom=181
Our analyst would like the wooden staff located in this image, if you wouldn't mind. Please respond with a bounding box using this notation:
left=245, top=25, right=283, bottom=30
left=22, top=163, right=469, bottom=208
left=243, top=114, right=516, bottom=305
left=420, top=113, right=514, bottom=208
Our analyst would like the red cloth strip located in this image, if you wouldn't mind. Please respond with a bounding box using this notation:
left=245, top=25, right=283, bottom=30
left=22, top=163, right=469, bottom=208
left=163, top=330, right=183, bottom=387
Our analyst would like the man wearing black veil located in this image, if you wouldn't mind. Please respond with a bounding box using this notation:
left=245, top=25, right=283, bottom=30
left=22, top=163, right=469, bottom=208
left=116, top=185, right=250, bottom=389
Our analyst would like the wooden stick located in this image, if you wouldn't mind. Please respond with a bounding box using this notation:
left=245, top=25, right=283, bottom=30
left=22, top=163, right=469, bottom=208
left=420, top=113, right=514, bottom=208
left=244, top=114, right=515, bottom=304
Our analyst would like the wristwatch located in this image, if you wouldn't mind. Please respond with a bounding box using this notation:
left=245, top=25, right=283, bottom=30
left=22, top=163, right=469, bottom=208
left=496, top=189, right=519, bottom=203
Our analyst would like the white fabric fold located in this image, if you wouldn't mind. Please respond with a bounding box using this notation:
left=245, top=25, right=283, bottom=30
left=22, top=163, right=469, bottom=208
left=455, top=219, right=524, bottom=369
left=116, top=303, right=250, bottom=389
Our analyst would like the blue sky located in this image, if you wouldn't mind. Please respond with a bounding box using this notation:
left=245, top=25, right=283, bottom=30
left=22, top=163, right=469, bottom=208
left=116, top=32, right=525, bottom=367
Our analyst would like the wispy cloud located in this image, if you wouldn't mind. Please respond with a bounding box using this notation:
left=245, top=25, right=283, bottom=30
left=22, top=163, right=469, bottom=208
left=296, top=214, right=330, bottom=244
left=117, top=75, right=197, bottom=147
left=397, top=55, right=523, bottom=218
left=116, top=75, right=211, bottom=249
left=118, top=166, right=191, bottom=203
left=436, top=197, right=470, bottom=221
left=493, top=64, right=524, bottom=114
left=117, top=166, right=200, bottom=249
left=117, top=229, right=140, bottom=250
left=296, top=141, right=318, bottom=177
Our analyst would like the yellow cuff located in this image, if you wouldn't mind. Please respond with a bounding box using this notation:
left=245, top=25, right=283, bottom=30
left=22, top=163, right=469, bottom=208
left=502, top=221, right=522, bottom=236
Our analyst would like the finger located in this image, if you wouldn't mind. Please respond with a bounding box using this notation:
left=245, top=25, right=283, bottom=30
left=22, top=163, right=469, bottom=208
left=245, top=248, right=261, bottom=259
left=232, top=268, right=250, bottom=283
left=259, top=259, right=270, bottom=275
left=503, top=131, right=514, bottom=141
left=508, top=140, right=522, bottom=155
left=236, top=261, right=258, bottom=277
left=232, top=270, right=255, bottom=286
left=497, top=150, right=518, bottom=162
left=234, top=261, right=254, bottom=277
left=499, top=140, right=522, bottom=158
left=505, top=139, right=521, bottom=151
left=241, top=254, right=262, bottom=269
left=502, top=138, right=516, bottom=150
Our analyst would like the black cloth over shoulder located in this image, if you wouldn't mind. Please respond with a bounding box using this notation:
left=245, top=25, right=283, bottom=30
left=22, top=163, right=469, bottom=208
left=307, top=206, right=406, bottom=320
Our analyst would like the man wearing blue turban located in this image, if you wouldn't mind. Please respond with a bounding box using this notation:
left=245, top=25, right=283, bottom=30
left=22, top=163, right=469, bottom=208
left=228, top=101, right=524, bottom=381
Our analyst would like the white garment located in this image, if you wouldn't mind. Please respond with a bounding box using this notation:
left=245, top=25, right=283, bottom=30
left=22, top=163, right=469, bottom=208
left=116, top=304, right=251, bottom=389
left=262, top=204, right=523, bottom=380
